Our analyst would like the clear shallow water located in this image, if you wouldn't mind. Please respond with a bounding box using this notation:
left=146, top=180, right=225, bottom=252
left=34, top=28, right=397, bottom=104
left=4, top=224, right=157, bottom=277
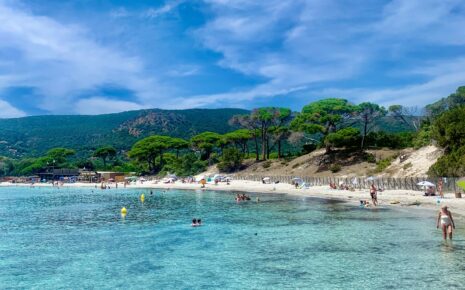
left=0, top=187, right=464, bottom=289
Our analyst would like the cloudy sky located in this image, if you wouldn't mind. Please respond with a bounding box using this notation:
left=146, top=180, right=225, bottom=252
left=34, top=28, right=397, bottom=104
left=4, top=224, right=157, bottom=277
left=0, top=0, right=464, bottom=117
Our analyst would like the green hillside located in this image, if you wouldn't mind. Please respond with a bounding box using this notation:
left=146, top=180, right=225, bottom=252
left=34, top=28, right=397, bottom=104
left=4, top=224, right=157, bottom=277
left=0, top=107, right=417, bottom=159
left=0, top=108, right=248, bottom=157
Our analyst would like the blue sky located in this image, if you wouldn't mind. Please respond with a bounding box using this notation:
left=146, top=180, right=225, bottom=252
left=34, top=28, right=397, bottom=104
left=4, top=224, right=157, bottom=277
left=0, top=0, right=465, bottom=117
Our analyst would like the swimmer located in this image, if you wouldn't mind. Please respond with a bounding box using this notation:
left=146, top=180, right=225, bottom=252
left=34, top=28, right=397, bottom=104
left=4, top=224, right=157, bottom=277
left=150, top=190, right=153, bottom=195
left=197, top=219, right=202, bottom=226
left=192, top=218, right=199, bottom=227
left=437, top=205, right=455, bottom=240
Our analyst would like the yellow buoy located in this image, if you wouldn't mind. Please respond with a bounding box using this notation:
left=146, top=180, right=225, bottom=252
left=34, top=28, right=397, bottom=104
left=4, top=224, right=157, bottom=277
left=140, top=194, right=145, bottom=202
left=121, top=207, right=127, bottom=215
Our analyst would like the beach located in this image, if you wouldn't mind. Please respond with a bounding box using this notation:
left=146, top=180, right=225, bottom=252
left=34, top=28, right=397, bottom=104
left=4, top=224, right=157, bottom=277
left=3, top=179, right=465, bottom=217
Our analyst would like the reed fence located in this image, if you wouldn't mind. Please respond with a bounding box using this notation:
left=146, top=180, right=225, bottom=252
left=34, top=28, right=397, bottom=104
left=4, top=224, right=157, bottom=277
left=230, top=174, right=459, bottom=193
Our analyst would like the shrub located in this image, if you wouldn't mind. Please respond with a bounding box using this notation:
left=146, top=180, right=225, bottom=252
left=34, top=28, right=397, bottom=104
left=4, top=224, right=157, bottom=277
left=364, top=153, right=376, bottom=163
left=428, top=146, right=465, bottom=177
left=325, top=128, right=361, bottom=149
left=262, top=160, right=272, bottom=169
left=365, top=131, right=415, bottom=149
left=375, top=158, right=392, bottom=173
left=268, top=152, right=279, bottom=159
left=330, top=164, right=341, bottom=173
left=403, top=162, right=412, bottom=170
left=413, top=122, right=431, bottom=149
left=217, top=148, right=243, bottom=173
left=302, top=143, right=317, bottom=154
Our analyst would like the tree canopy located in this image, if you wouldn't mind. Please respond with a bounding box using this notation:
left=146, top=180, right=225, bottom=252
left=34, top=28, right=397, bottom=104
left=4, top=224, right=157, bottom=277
left=356, top=102, right=387, bottom=149
left=93, top=146, right=117, bottom=168
left=291, top=98, right=356, bottom=152
left=190, top=131, right=222, bottom=160
left=128, top=135, right=173, bottom=173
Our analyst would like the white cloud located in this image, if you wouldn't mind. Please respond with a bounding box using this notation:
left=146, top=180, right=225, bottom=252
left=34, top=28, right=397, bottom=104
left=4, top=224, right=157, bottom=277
left=0, top=99, right=26, bottom=118
left=143, top=0, right=184, bottom=18
left=189, top=0, right=465, bottom=107
left=74, top=97, right=145, bottom=115
left=1, top=0, right=465, bottom=114
left=167, top=65, right=201, bottom=77
left=311, top=57, right=465, bottom=108
left=0, top=1, right=163, bottom=113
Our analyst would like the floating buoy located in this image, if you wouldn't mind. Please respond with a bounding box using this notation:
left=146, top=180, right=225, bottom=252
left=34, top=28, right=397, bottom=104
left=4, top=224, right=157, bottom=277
left=140, top=194, right=145, bottom=202
left=121, top=207, right=127, bottom=215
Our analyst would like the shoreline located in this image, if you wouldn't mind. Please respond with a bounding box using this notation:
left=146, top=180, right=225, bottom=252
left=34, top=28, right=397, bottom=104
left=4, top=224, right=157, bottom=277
left=2, top=180, right=465, bottom=218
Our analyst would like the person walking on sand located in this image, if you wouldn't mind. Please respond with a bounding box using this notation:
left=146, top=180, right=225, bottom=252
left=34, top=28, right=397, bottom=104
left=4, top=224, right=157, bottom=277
left=437, top=178, right=444, bottom=198
left=370, top=184, right=378, bottom=206
left=437, top=205, right=455, bottom=240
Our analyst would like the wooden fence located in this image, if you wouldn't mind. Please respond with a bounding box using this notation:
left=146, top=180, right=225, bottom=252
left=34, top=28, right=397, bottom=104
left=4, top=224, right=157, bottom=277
left=230, top=174, right=459, bottom=193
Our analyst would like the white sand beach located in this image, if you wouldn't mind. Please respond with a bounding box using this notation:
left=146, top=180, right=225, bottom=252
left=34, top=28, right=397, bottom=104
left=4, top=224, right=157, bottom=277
left=2, top=179, right=465, bottom=217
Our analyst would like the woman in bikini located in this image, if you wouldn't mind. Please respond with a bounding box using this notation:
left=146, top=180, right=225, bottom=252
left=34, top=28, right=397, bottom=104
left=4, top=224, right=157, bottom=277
left=437, top=205, right=455, bottom=240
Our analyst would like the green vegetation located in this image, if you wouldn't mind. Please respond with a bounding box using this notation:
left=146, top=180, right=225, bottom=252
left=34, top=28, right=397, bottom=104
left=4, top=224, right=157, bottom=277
left=0, top=108, right=247, bottom=158
left=291, top=98, right=356, bottom=153
left=2, top=86, right=465, bottom=178
left=403, top=162, right=412, bottom=170
left=191, top=132, right=222, bottom=161
left=426, top=88, right=465, bottom=177
left=262, top=160, right=272, bottom=169
left=375, top=158, right=393, bottom=173
left=329, top=164, right=341, bottom=173
left=93, top=146, right=117, bottom=168
left=217, top=148, right=243, bottom=173
left=357, top=102, right=387, bottom=149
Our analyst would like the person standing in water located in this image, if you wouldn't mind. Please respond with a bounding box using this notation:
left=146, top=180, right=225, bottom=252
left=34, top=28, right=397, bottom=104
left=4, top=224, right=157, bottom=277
left=370, top=184, right=378, bottom=206
left=437, top=205, right=455, bottom=240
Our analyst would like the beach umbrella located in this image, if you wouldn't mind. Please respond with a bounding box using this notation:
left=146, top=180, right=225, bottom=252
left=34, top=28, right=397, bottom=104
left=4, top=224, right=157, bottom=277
left=417, top=181, right=435, bottom=187
left=263, top=177, right=270, bottom=181
left=366, top=176, right=376, bottom=181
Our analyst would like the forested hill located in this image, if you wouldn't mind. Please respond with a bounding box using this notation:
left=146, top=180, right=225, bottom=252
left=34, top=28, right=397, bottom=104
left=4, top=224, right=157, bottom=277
left=0, top=108, right=248, bottom=157
left=0, top=107, right=416, bottom=158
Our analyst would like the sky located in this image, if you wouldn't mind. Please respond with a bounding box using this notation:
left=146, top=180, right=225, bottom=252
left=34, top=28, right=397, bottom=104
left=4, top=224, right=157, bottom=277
left=0, top=0, right=465, bottom=118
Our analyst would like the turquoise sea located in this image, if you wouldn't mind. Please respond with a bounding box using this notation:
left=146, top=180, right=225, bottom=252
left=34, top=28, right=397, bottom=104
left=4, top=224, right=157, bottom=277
left=0, top=187, right=464, bottom=289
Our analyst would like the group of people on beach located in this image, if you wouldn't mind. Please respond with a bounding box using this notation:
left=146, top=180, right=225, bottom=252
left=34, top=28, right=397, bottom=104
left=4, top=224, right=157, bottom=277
left=329, top=182, right=353, bottom=191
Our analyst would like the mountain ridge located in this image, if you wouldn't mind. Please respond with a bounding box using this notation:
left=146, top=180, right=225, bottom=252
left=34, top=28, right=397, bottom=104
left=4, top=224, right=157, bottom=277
left=0, top=108, right=249, bottom=157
